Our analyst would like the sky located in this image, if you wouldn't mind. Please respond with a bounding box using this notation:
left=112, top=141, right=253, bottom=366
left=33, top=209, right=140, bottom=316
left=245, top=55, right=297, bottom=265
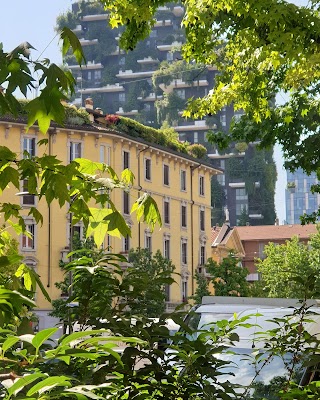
left=2, top=1, right=72, bottom=64
left=2, top=1, right=290, bottom=223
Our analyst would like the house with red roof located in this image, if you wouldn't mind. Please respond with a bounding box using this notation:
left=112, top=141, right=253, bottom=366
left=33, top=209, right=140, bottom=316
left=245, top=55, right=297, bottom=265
left=235, top=224, right=319, bottom=281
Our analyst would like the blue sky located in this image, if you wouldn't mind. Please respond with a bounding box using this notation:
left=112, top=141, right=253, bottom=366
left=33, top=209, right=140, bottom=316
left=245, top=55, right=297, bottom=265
left=2, top=1, right=72, bottom=64
left=2, top=1, right=288, bottom=222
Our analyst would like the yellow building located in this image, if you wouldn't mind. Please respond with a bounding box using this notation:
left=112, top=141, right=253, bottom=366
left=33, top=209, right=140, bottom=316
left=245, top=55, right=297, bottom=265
left=0, top=99, right=220, bottom=329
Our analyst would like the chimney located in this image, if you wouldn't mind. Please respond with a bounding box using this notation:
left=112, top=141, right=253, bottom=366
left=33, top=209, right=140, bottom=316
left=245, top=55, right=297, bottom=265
left=275, top=218, right=279, bottom=226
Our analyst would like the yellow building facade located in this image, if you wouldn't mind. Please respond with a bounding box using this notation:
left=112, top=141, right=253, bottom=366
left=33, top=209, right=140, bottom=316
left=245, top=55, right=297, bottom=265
left=0, top=108, right=220, bottom=329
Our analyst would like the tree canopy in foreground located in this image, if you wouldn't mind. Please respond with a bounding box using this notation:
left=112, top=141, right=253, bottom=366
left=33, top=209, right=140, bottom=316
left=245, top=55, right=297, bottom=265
left=102, top=0, right=320, bottom=174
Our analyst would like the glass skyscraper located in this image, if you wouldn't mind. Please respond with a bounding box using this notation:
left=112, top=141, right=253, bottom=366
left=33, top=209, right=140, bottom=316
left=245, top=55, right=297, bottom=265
left=285, top=169, right=320, bottom=224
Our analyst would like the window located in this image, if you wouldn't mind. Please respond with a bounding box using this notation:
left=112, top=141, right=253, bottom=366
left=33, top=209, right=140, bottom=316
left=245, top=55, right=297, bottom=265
left=220, top=113, right=227, bottom=127
left=180, top=170, right=186, bottom=191
left=176, top=89, right=185, bottom=99
left=145, top=158, right=151, bottom=181
left=71, top=224, right=82, bottom=241
left=145, top=232, right=152, bottom=252
left=163, top=164, right=169, bottom=186
left=23, top=137, right=36, bottom=158
left=123, top=150, right=130, bottom=170
left=167, top=52, right=174, bottom=61
left=182, top=280, right=188, bottom=302
left=194, top=132, right=198, bottom=143
left=119, top=57, right=125, bottom=66
left=199, top=175, right=205, bottom=196
left=200, top=209, right=205, bottom=231
left=200, top=245, right=206, bottom=265
left=70, top=142, right=82, bottom=161
left=22, top=223, right=35, bottom=250
left=94, top=70, right=101, bottom=80
left=22, top=179, right=35, bottom=206
left=123, top=191, right=130, bottom=215
left=87, top=71, right=92, bottom=80
left=100, top=145, right=111, bottom=165
left=181, top=240, right=187, bottom=264
left=181, top=204, right=187, bottom=228
left=164, top=237, right=170, bottom=259
left=119, top=92, right=126, bottom=102
left=123, top=235, right=130, bottom=253
left=164, top=199, right=170, bottom=225
left=123, top=235, right=130, bottom=252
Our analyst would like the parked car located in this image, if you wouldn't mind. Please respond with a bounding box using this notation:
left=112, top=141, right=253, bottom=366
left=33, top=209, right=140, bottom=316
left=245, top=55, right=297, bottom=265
left=180, top=296, right=320, bottom=398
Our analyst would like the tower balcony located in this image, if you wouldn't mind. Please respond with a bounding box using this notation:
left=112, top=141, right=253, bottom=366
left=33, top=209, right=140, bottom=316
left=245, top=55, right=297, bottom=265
left=68, top=62, right=104, bottom=71
left=159, top=78, right=208, bottom=93
left=79, top=38, right=98, bottom=46
left=79, top=83, right=125, bottom=94
left=81, top=14, right=109, bottom=22
left=116, top=69, right=155, bottom=79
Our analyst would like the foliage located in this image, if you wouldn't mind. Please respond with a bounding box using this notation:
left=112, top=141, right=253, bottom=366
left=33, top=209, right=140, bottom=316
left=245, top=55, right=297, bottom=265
left=257, top=227, right=320, bottom=298
left=126, top=248, right=175, bottom=317
left=191, top=272, right=211, bottom=304
left=237, top=206, right=250, bottom=226
left=211, top=178, right=226, bottom=225
left=206, top=253, right=249, bottom=297
left=187, top=143, right=207, bottom=160
left=152, top=60, right=205, bottom=88
left=155, top=91, right=186, bottom=125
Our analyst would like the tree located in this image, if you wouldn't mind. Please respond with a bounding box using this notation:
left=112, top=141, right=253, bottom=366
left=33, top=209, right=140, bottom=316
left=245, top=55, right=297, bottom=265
left=238, top=206, right=249, bottom=226
left=102, top=0, right=320, bottom=222
left=126, top=248, right=175, bottom=317
left=191, top=271, right=211, bottom=304
left=211, top=178, right=226, bottom=225
left=206, top=253, right=249, bottom=297
left=257, top=228, right=320, bottom=298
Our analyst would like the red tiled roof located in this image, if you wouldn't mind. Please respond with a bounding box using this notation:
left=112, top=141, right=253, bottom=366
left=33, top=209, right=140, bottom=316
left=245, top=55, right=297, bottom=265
left=235, top=224, right=318, bottom=241
left=211, top=226, right=221, bottom=243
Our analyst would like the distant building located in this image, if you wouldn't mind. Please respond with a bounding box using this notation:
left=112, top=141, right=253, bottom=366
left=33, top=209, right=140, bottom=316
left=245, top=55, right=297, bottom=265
left=286, top=168, right=320, bottom=224
left=235, top=224, right=318, bottom=280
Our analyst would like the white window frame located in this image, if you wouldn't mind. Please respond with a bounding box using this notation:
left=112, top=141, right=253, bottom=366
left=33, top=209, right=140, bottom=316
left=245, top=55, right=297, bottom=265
left=163, top=163, right=170, bottom=186
left=163, top=236, right=170, bottom=259
left=123, top=191, right=130, bottom=215
left=123, top=150, right=130, bottom=170
left=181, top=203, right=187, bottom=228
left=69, top=141, right=82, bottom=162
left=22, top=136, right=36, bottom=158
left=200, top=208, right=205, bottom=232
left=199, top=175, right=205, bottom=196
left=100, top=144, right=111, bottom=165
left=180, top=169, right=187, bottom=191
left=21, top=220, right=36, bottom=251
left=200, top=245, right=206, bottom=265
left=182, top=280, right=188, bottom=302
left=164, top=198, right=170, bottom=225
left=21, top=179, right=36, bottom=207
left=145, top=231, right=152, bottom=252
left=123, top=235, right=130, bottom=253
left=145, top=157, right=152, bottom=181
left=181, top=238, right=188, bottom=265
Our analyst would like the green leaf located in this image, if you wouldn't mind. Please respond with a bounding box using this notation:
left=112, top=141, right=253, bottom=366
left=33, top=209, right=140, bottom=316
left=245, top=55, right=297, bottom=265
left=59, top=330, right=108, bottom=346
left=131, top=193, right=162, bottom=231
left=2, top=336, right=20, bottom=353
left=60, top=27, right=86, bottom=66
left=7, top=373, right=45, bottom=397
left=32, top=328, right=58, bottom=350
left=26, top=376, right=72, bottom=396
left=73, top=158, right=105, bottom=174
left=103, top=210, right=131, bottom=238
left=121, top=168, right=135, bottom=185
left=28, top=207, right=43, bottom=225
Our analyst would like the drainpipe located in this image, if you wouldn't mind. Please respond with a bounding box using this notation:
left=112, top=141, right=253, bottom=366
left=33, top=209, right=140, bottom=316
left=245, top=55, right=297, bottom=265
left=190, top=163, right=201, bottom=296
left=136, top=145, right=150, bottom=248
left=47, top=130, right=53, bottom=288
